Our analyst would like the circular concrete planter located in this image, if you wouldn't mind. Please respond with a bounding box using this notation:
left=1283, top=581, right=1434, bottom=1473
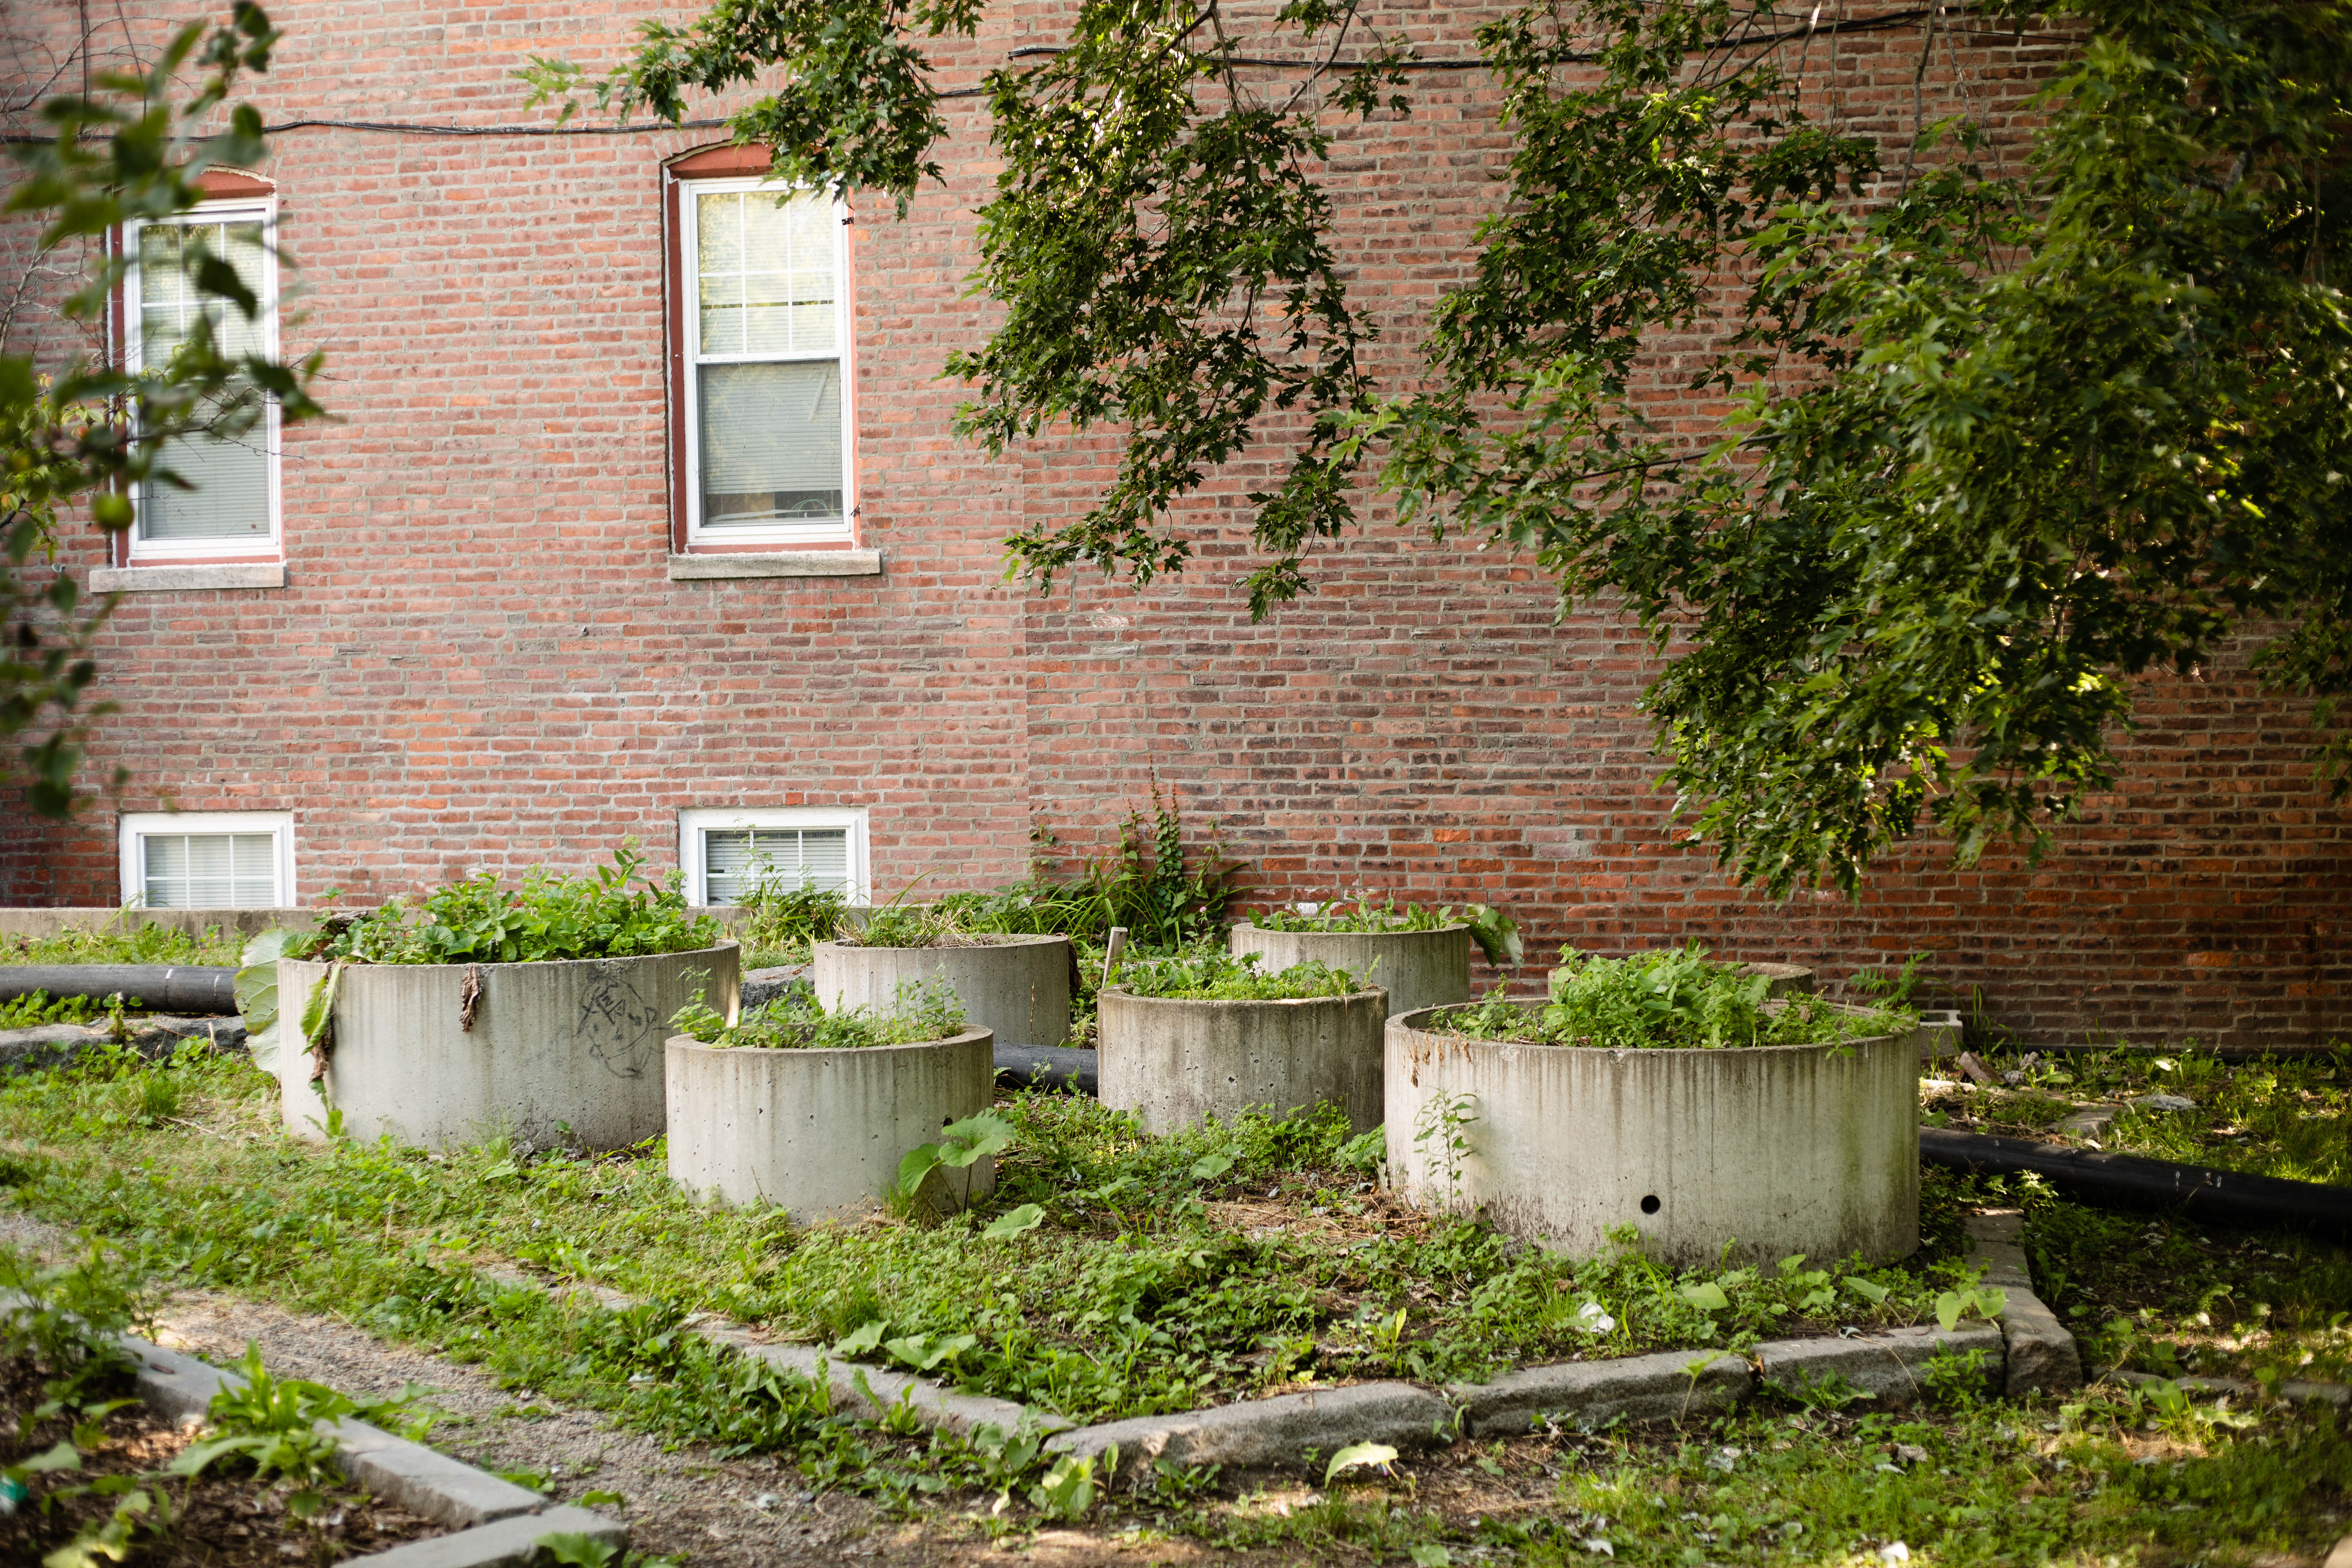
left=813, top=934, right=1070, bottom=1049
left=278, top=944, right=740, bottom=1152
left=1385, top=1004, right=1917, bottom=1267
left=1229, top=923, right=1471, bottom=1020
left=1097, top=986, right=1388, bottom=1136
left=665, top=1027, right=996, bottom=1217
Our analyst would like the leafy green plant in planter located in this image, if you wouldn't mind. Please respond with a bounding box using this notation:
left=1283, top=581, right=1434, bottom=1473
left=670, top=979, right=965, bottom=1051
left=1111, top=951, right=1364, bottom=1002
left=1440, top=943, right=1910, bottom=1049
left=1255, top=895, right=1524, bottom=968
left=292, top=843, right=718, bottom=968
left=733, top=874, right=850, bottom=968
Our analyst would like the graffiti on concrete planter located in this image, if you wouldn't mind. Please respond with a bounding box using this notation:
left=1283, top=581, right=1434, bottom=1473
left=578, top=969, right=664, bottom=1079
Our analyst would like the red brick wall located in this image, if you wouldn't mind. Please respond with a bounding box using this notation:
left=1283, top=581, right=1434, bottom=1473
left=3, top=3, right=2343, bottom=1049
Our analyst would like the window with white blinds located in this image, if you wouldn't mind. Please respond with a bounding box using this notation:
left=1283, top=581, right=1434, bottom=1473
left=120, top=813, right=294, bottom=908
left=127, top=204, right=278, bottom=555
left=683, top=182, right=851, bottom=542
left=679, top=809, right=866, bottom=906
left=141, top=834, right=278, bottom=908
left=702, top=827, right=851, bottom=904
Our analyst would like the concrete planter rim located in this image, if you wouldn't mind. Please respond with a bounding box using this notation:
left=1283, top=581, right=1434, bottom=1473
left=1231, top=920, right=1469, bottom=936
left=1392, top=1001, right=1901, bottom=1058
left=814, top=934, right=1067, bottom=954
left=298, top=940, right=740, bottom=977
left=1103, top=986, right=1388, bottom=1012
left=663, top=1025, right=992, bottom=1062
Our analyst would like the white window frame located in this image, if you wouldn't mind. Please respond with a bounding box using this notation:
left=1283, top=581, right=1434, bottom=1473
left=678, top=176, right=855, bottom=547
left=679, top=807, right=869, bottom=907
left=118, top=811, right=297, bottom=909
left=122, top=198, right=283, bottom=561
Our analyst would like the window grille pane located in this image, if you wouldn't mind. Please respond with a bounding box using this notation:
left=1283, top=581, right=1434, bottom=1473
left=703, top=828, right=851, bottom=904
left=698, top=361, right=843, bottom=526
left=696, top=190, right=835, bottom=356
left=142, top=833, right=277, bottom=908
left=138, top=219, right=270, bottom=542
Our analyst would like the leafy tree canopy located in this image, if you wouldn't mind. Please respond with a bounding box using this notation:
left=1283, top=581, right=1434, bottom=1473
left=526, top=0, right=2352, bottom=894
left=4, top=4, right=321, bottom=816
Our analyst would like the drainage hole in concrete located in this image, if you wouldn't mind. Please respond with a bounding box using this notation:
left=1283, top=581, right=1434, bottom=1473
left=1639, top=1194, right=1661, bottom=1214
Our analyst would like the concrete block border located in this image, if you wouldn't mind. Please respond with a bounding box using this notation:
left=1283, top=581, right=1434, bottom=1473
left=480, top=1222, right=2089, bottom=1480
left=118, top=1332, right=626, bottom=1565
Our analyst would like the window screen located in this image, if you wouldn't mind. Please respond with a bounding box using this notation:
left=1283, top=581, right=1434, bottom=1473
left=137, top=219, right=271, bottom=542
left=693, top=189, right=844, bottom=532
left=141, top=832, right=278, bottom=908
left=702, top=827, right=851, bottom=904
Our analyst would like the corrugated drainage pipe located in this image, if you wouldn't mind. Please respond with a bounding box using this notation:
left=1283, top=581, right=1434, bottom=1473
left=0, top=966, right=238, bottom=1016
left=1921, top=1127, right=2352, bottom=1239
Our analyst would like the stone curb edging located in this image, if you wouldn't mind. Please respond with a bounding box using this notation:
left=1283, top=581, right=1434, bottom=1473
left=1963, top=1210, right=2085, bottom=1399
left=2100, top=1366, right=2352, bottom=1410
left=120, top=1332, right=627, bottom=1566
left=497, top=1233, right=2084, bottom=1478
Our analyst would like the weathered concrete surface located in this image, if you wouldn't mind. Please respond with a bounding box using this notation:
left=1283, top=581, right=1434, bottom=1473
left=1098, top=987, right=1387, bottom=1135
left=1911, top=1009, right=1965, bottom=1060
left=1966, top=1209, right=2083, bottom=1397
left=1229, top=923, right=1472, bottom=1019
left=1450, top=1349, right=1751, bottom=1434
left=1756, top=1324, right=2005, bottom=1406
left=739, top=964, right=808, bottom=1011
left=814, top=935, right=1069, bottom=1048
left=0, top=907, right=316, bottom=943
left=1046, top=1382, right=1452, bottom=1469
left=0, top=1014, right=246, bottom=1074
left=664, top=1028, right=994, bottom=1218
left=279, top=946, right=739, bottom=1152
left=352, top=1506, right=627, bottom=1568
left=695, top=1322, right=1068, bottom=1436
left=1385, top=1007, right=1918, bottom=1266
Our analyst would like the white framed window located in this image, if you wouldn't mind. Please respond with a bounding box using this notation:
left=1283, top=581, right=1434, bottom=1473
left=122, top=199, right=281, bottom=560
left=118, top=812, right=296, bottom=909
left=679, top=178, right=853, bottom=546
left=679, top=808, right=868, bottom=906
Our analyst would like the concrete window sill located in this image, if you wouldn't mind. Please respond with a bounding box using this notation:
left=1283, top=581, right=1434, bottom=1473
left=667, top=549, right=883, bottom=581
left=90, top=562, right=285, bottom=593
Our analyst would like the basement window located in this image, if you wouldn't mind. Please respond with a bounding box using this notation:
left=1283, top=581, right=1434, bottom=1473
left=119, top=812, right=296, bottom=908
left=679, top=808, right=868, bottom=906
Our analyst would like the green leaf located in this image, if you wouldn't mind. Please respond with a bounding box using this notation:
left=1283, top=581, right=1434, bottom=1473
left=18, top=1439, right=80, bottom=1473
left=831, top=1319, right=885, bottom=1357
left=1324, top=1441, right=1399, bottom=1485
left=981, top=1203, right=1045, bottom=1240
left=1187, top=1152, right=1234, bottom=1182
left=1844, top=1277, right=1891, bottom=1305
left=895, top=1143, right=943, bottom=1199
left=1678, top=1281, right=1730, bottom=1312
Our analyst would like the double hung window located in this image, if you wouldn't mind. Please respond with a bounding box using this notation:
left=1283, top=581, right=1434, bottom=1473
left=123, top=201, right=279, bottom=558
left=681, top=180, right=852, bottom=545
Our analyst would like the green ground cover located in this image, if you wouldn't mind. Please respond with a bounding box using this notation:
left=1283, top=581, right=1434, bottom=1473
left=0, top=1044, right=2344, bottom=1561
left=0, top=921, right=245, bottom=968
left=1923, top=1047, right=2350, bottom=1187
left=0, top=1045, right=1980, bottom=1425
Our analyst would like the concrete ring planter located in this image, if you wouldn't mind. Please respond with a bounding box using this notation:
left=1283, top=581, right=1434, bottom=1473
left=664, top=1027, right=996, bottom=1218
left=813, top=934, right=1070, bottom=1049
left=1385, top=1003, right=1918, bottom=1267
left=278, top=944, right=740, bottom=1152
left=1097, top=987, right=1388, bottom=1136
left=1228, top=922, right=1472, bottom=1019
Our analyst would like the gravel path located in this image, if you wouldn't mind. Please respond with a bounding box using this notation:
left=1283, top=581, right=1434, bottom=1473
left=0, top=1209, right=943, bottom=1565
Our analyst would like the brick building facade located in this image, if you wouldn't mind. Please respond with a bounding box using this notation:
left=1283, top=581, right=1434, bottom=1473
left=3, top=2, right=2344, bottom=1048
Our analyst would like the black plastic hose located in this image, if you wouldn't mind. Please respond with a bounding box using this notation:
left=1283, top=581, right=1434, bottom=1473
left=0, top=965, right=238, bottom=1016
left=1921, top=1127, right=2352, bottom=1238
left=995, top=1044, right=1098, bottom=1096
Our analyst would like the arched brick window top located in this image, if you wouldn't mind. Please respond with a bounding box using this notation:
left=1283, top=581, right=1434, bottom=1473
left=667, top=143, right=773, bottom=179
left=195, top=169, right=274, bottom=199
